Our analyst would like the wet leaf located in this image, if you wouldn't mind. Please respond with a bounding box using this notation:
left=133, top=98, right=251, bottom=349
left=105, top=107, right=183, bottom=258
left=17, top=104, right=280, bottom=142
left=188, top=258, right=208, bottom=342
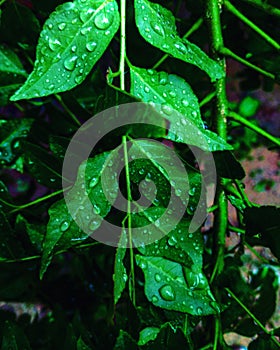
left=136, top=255, right=219, bottom=316
left=130, top=66, right=232, bottom=151
left=40, top=151, right=119, bottom=278
left=11, top=0, right=120, bottom=100
left=134, top=0, right=224, bottom=81
left=113, top=228, right=128, bottom=305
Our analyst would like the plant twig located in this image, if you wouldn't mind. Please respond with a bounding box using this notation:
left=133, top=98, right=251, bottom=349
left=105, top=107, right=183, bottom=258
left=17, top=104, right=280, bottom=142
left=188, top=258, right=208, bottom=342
left=123, top=136, right=136, bottom=306
left=228, top=111, right=280, bottom=147
left=225, top=288, right=280, bottom=348
left=119, top=0, right=126, bottom=90
left=239, top=0, right=280, bottom=18
left=219, top=47, right=275, bottom=79
left=225, top=1, right=280, bottom=50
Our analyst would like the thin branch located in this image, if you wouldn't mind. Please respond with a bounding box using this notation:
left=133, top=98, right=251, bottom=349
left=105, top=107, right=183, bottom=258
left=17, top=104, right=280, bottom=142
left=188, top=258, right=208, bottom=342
left=225, top=288, right=280, bottom=348
left=225, top=1, right=280, bottom=50
left=228, top=110, right=280, bottom=147
left=219, top=47, right=275, bottom=79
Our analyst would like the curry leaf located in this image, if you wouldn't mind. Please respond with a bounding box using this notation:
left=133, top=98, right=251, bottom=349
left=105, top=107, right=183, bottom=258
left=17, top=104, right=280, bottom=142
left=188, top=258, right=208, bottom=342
left=130, top=66, right=233, bottom=151
left=11, top=0, right=120, bottom=101
left=134, top=0, right=224, bottom=81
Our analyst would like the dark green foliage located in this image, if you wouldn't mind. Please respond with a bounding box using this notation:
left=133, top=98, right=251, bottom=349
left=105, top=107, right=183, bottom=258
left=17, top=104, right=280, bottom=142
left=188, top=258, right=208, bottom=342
left=0, top=0, right=279, bottom=349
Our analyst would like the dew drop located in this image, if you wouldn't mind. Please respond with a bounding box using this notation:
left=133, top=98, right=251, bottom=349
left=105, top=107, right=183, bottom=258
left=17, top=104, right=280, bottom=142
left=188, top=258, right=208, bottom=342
left=58, top=23, right=66, bottom=31
left=60, top=220, right=70, bottom=232
left=189, top=187, right=196, bottom=196
left=89, top=220, right=100, bottom=231
left=150, top=21, right=165, bottom=36
left=64, top=56, right=78, bottom=71
left=93, top=204, right=101, bottom=215
left=181, top=118, right=187, bottom=126
left=154, top=273, right=161, bottom=282
left=80, top=8, right=94, bottom=23
left=167, top=236, right=177, bottom=246
left=48, top=38, right=62, bottom=51
left=89, top=177, right=98, bottom=188
left=144, top=86, right=150, bottom=93
left=196, top=307, right=203, bottom=315
left=94, top=12, right=113, bottom=30
left=175, top=42, right=187, bottom=54
left=71, top=45, right=77, bottom=53
left=75, top=75, right=84, bottom=84
left=152, top=295, right=159, bottom=303
left=181, top=98, right=189, bottom=107
left=159, top=285, right=175, bottom=301
left=138, top=260, right=147, bottom=269
left=86, top=41, right=97, bottom=52
left=169, top=91, right=176, bottom=98
left=161, top=104, right=173, bottom=115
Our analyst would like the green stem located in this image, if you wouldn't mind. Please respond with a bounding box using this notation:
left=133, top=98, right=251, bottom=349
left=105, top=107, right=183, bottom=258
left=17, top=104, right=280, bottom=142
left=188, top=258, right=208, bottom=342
left=152, top=17, right=203, bottom=69
left=228, top=111, right=280, bottom=146
left=225, top=288, right=280, bottom=348
left=0, top=241, right=99, bottom=264
left=119, top=0, right=126, bottom=90
left=233, top=180, right=252, bottom=207
left=199, top=91, right=216, bottom=107
left=225, top=1, right=280, bottom=50
left=122, top=136, right=136, bottom=306
left=239, top=0, right=280, bottom=18
left=219, top=47, right=275, bottom=79
left=54, top=94, right=81, bottom=126
left=9, top=188, right=65, bottom=214
left=206, top=0, right=228, bottom=283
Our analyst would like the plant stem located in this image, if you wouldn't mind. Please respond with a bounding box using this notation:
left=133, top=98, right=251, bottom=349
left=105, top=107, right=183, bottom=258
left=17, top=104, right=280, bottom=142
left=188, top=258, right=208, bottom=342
left=225, top=288, right=280, bottom=348
left=206, top=2, right=229, bottom=348
left=0, top=241, right=100, bottom=264
left=119, top=0, right=126, bottom=90
left=228, top=111, right=280, bottom=146
left=219, top=47, right=275, bottom=79
left=206, top=0, right=228, bottom=281
left=199, top=91, right=216, bottom=107
left=239, top=0, right=280, bottom=18
left=54, top=94, right=81, bottom=126
left=122, top=136, right=136, bottom=306
left=153, top=17, right=203, bottom=69
left=9, top=189, right=66, bottom=214
left=225, top=1, right=280, bottom=50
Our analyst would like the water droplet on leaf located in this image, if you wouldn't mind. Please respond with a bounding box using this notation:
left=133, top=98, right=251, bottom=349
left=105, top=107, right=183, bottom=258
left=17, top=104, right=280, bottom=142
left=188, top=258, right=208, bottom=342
left=154, top=273, right=161, bottom=282
left=60, top=220, right=70, bottom=232
left=150, top=21, right=165, bottom=36
left=94, top=12, right=113, bottom=30
left=159, top=285, right=175, bottom=301
left=64, top=56, right=78, bottom=71
left=86, top=41, right=97, bottom=52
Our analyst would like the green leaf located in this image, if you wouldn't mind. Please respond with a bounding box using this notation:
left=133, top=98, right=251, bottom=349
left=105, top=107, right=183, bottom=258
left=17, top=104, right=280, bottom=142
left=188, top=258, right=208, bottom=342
left=11, top=0, right=120, bottom=101
left=77, top=337, right=91, bottom=350
left=134, top=0, right=224, bottom=81
left=1, top=321, right=31, bottom=350
left=40, top=151, right=118, bottom=278
left=15, top=215, right=44, bottom=253
left=213, top=151, right=245, bottom=179
left=0, top=210, right=24, bottom=260
left=136, top=255, right=219, bottom=316
left=130, top=66, right=232, bottom=151
left=136, top=218, right=203, bottom=269
left=22, top=141, right=63, bottom=189
left=114, top=330, right=137, bottom=350
left=113, top=228, right=128, bottom=305
left=138, top=326, right=160, bottom=346
left=0, top=119, right=34, bottom=165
